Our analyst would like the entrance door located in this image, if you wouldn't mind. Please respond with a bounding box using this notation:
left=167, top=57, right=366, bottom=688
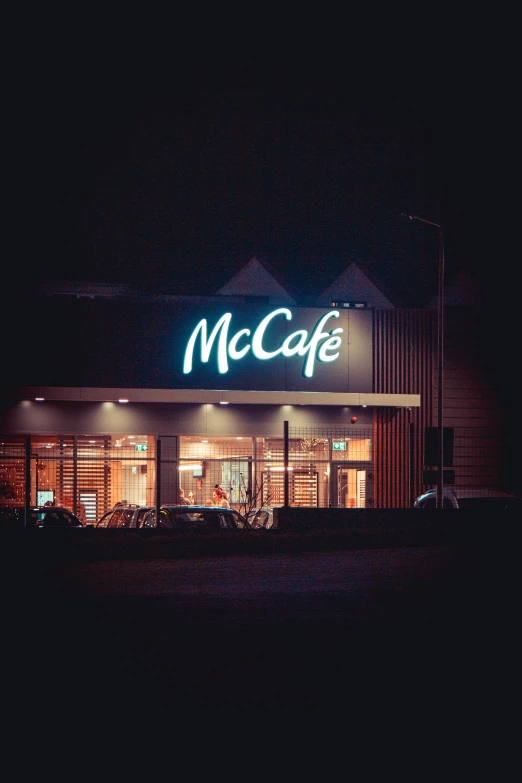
left=331, top=464, right=370, bottom=508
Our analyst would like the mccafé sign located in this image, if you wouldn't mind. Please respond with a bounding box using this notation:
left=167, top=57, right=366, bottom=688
left=183, top=308, right=343, bottom=378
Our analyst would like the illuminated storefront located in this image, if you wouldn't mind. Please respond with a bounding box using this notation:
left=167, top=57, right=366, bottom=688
left=3, top=288, right=502, bottom=517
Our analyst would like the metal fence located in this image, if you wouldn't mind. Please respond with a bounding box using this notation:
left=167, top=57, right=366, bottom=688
left=0, top=425, right=510, bottom=524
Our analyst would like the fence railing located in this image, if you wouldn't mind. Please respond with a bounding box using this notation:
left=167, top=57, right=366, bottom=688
left=0, top=425, right=511, bottom=523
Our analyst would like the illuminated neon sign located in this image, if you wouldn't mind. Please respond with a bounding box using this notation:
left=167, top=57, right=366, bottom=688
left=183, top=308, right=343, bottom=378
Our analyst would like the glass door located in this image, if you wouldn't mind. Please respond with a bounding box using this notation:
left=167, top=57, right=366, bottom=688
left=331, top=464, right=370, bottom=508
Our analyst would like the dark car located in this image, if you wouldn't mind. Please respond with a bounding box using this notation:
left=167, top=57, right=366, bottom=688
left=30, top=506, right=86, bottom=528
left=96, top=504, right=153, bottom=529
left=1, top=505, right=87, bottom=528
left=137, top=505, right=252, bottom=531
left=414, top=487, right=522, bottom=511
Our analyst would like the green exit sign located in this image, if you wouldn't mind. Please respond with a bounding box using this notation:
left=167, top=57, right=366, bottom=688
left=332, top=441, right=347, bottom=451
left=135, top=444, right=148, bottom=452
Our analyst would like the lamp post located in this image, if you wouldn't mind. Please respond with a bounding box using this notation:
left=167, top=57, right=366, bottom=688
left=403, top=213, right=445, bottom=509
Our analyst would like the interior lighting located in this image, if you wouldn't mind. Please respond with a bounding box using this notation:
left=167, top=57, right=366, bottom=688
left=219, top=401, right=229, bottom=405
left=118, top=399, right=129, bottom=403
left=35, top=397, right=45, bottom=401
left=179, top=463, right=203, bottom=471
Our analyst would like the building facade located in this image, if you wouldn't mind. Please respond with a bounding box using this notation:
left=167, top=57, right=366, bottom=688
left=0, top=262, right=506, bottom=522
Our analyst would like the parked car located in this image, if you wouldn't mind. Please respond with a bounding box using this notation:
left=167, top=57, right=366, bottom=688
left=31, top=506, right=86, bottom=528
left=414, top=487, right=522, bottom=511
left=245, top=507, right=276, bottom=529
left=96, top=503, right=153, bottom=529
left=137, top=505, right=253, bottom=531
left=1, top=505, right=89, bottom=528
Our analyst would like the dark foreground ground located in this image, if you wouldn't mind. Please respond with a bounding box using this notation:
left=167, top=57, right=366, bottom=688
left=2, top=525, right=519, bottom=715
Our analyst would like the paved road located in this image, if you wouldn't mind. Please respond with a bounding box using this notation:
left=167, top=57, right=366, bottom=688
left=6, top=544, right=517, bottom=712
left=52, top=545, right=459, bottom=621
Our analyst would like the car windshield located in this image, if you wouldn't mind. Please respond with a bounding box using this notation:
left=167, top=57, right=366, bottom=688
left=134, top=507, right=152, bottom=526
left=246, top=509, right=271, bottom=528
left=115, top=507, right=136, bottom=527
left=225, top=510, right=247, bottom=529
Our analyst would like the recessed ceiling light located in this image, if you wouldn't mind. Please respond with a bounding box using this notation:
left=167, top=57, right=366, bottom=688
left=220, top=401, right=229, bottom=405
left=35, top=397, right=45, bottom=401
left=118, top=399, right=129, bottom=403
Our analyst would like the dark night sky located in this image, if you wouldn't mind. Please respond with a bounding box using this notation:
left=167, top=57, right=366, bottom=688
left=16, top=82, right=512, bottom=310
left=5, top=37, right=520, bottom=485
left=11, top=53, right=517, bottom=387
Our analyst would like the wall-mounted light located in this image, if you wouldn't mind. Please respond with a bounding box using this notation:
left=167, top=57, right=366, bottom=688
left=35, top=397, right=45, bottom=401
left=179, top=463, right=203, bottom=471
left=118, top=399, right=129, bottom=404
left=219, top=401, right=229, bottom=405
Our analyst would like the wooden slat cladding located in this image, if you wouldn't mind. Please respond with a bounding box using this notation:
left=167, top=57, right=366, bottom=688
left=0, top=308, right=508, bottom=511
left=373, top=310, right=435, bottom=508
left=441, top=308, right=504, bottom=489
left=373, top=307, right=505, bottom=507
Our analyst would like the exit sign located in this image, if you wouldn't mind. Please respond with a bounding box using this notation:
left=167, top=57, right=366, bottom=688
left=332, top=441, right=347, bottom=451
left=135, top=444, right=148, bottom=452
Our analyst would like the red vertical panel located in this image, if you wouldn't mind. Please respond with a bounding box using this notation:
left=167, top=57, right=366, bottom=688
left=373, top=309, right=436, bottom=508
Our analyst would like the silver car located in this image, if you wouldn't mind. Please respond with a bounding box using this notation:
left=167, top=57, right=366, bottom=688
left=245, top=507, right=275, bottom=529
left=414, top=487, right=522, bottom=511
left=137, top=505, right=252, bottom=531
left=96, top=504, right=153, bottom=528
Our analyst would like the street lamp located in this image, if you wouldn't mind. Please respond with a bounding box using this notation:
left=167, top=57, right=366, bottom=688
left=402, top=213, right=445, bottom=509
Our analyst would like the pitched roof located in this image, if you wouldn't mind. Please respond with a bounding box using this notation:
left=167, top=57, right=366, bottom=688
left=315, top=262, right=394, bottom=309
left=425, top=270, right=484, bottom=309
left=215, top=257, right=296, bottom=304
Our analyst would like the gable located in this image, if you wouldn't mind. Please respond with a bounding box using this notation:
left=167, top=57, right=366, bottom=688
left=425, top=270, right=483, bottom=308
left=316, top=263, right=394, bottom=309
left=216, top=257, right=296, bottom=304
